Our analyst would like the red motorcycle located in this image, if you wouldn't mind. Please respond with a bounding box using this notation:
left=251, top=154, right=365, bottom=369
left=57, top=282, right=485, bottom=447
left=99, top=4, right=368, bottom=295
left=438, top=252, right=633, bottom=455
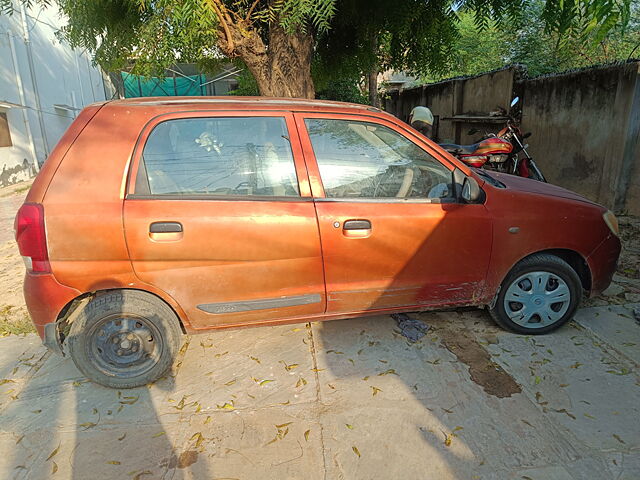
left=439, top=97, right=547, bottom=182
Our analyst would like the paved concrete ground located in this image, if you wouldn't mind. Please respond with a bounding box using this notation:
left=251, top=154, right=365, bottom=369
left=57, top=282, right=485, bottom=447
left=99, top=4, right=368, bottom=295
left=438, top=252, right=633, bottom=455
left=0, top=304, right=638, bottom=480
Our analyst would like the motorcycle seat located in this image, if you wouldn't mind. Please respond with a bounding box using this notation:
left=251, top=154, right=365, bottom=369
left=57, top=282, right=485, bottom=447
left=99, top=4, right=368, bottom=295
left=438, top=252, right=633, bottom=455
left=439, top=143, right=481, bottom=155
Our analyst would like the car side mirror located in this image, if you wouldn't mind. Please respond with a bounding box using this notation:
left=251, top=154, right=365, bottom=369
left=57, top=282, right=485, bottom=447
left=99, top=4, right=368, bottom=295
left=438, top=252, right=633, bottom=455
left=461, top=176, right=481, bottom=203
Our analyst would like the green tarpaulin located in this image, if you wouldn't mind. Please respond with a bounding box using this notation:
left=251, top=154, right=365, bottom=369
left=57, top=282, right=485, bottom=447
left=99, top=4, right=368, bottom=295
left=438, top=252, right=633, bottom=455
left=121, top=72, right=206, bottom=98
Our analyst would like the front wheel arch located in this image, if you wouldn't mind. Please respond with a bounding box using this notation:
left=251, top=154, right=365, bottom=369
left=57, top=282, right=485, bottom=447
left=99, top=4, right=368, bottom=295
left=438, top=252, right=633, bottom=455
left=489, top=253, right=583, bottom=334
left=520, top=249, right=591, bottom=292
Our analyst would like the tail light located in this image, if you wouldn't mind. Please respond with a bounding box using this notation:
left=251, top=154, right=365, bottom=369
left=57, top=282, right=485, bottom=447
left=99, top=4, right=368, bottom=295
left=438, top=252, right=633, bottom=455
left=14, top=203, right=51, bottom=273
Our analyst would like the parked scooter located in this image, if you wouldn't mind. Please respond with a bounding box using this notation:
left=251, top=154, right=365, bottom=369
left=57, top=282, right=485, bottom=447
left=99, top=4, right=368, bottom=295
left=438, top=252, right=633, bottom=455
left=439, top=97, right=547, bottom=182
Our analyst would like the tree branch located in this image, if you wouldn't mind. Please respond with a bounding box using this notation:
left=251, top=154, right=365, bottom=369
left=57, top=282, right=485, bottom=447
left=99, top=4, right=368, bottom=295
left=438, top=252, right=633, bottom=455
left=207, top=0, right=236, bottom=53
left=245, top=0, right=261, bottom=23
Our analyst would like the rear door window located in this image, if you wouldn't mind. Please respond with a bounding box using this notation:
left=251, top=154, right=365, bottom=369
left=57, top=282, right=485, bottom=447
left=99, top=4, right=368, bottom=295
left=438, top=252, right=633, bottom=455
left=137, top=116, right=299, bottom=197
left=305, top=118, right=452, bottom=200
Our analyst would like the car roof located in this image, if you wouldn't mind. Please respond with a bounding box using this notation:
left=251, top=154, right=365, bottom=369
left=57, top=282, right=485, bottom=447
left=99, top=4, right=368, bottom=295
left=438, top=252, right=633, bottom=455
left=107, top=96, right=383, bottom=114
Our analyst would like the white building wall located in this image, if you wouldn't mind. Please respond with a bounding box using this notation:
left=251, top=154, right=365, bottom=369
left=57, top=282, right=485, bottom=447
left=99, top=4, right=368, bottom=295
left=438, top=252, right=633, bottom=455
left=0, top=2, right=115, bottom=186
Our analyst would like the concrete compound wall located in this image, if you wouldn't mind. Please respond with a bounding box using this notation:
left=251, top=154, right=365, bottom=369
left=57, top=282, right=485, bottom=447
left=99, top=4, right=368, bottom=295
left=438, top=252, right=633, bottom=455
left=385, top=63, right=640, bottom=215
left=0, top=1, right=116, bottom=187
left=521, top=63, right=640, bottom=215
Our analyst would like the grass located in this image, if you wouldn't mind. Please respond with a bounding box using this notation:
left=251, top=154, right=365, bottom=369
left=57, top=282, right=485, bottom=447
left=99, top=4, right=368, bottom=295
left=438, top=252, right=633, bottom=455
left=0, top=305, right=36, bottom=336
left=0, top=181, right=32, bottom=198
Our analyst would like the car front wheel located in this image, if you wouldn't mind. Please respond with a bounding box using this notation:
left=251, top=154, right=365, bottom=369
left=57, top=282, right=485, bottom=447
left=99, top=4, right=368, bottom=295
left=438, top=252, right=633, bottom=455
left=489, top=254, right=582, bottom=334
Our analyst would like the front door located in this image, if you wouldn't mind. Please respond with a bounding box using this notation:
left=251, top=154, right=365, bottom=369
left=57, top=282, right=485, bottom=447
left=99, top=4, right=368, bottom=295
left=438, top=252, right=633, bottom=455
left=295, top=113, right=492, bottom=314
left=124, top=112, right=325, bottom=329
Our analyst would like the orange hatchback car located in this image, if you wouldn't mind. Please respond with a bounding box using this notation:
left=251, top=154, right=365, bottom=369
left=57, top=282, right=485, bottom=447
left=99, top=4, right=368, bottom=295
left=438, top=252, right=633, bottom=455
left=16, top=98, right=620, bottom=388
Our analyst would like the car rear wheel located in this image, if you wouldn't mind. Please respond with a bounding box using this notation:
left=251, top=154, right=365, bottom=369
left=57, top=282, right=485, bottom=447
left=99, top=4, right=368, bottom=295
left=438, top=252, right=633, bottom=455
left=489, top=254, right=582, bottom=334
left=67, top=290, right=182, bottom=388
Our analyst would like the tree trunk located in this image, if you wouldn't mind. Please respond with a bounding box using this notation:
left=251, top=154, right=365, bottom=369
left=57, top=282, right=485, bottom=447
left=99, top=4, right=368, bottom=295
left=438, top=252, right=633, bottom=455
left=368, top=67, right=379, bottom=107
left=367, top=34, right=380, bottom=107
left=221, top=24, right=315, bottom=98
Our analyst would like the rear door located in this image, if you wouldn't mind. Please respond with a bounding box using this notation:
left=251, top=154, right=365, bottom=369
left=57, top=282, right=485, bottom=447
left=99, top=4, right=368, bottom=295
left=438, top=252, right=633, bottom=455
left=123, top=111, right=325, bottom=329
left=295, top=113, right=492, bottom=314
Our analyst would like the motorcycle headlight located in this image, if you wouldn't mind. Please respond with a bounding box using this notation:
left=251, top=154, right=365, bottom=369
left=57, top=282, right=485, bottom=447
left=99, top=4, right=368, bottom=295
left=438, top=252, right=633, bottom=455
left=602, top=210, right=619, bottom=237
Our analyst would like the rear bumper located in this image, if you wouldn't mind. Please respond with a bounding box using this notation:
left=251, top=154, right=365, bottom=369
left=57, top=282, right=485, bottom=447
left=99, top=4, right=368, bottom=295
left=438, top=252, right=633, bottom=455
left=24, top=272, right=81, bottom=340
left=587, top=234, right=622, bottom=296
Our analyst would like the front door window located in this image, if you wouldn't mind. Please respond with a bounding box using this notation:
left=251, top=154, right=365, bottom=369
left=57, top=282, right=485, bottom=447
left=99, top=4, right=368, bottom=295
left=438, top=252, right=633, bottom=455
left=305, top=118, right=452, bottom=200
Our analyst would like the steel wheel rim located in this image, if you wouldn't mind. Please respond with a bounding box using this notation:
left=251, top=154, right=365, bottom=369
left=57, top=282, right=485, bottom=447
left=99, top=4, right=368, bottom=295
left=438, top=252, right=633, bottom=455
left=87, top=314, right=163, bottom=379
left=503, top=271, right=571, bottom=328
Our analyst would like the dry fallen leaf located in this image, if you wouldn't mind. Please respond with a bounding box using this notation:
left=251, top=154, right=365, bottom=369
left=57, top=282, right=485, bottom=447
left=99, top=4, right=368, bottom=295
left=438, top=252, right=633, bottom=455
left=152, top=431, right=166, bottom=438
left=79, top=422, right=97, bottom=430
left=304, top=430, right=310, bottom=441
left=370, top=386, right=382, bottom=396
left=345, top=424, right=354, bottom=429
left=204, top=416, right=212, bottom=425
left=119, top=395, right=139, bottom=405
left=259, top=379, right=274, bottom=386
left=250, top=356, right=261, bottom=364
left=190, top=432, right=205, bottom=449
left=46, top=445, right=60, bottom=461
left=132, top=471, right=153, bottom=480
left=52, top=462, right=58, bottom=474
left=0, top=379, right=15, bottom=386
left=378, top=369, right=398, bottom=376
left=106, top=460, right=121, bottom=465
left=554, top=408, right=576, bottom=420
left=352, top=446, right=361, bottom=457
left=280, top=361, right=299, bottom=371
left=613, top=434, right=625, bottom=444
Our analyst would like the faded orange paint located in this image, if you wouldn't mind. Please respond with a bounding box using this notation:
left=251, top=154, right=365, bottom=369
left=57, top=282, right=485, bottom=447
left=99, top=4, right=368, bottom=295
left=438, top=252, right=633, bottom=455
left=19, top=97, right=620, bottom=339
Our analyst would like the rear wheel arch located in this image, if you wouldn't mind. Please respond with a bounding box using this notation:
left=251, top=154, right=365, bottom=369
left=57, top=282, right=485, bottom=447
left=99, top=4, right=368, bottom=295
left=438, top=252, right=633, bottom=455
left=55, top=288, right=188, bottom=344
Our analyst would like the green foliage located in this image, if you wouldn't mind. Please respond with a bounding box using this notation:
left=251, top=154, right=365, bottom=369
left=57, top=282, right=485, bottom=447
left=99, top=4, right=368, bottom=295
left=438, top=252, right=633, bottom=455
left=427, top=1, right=640, bottom=81
left=227, top=69, right=260, bottom=96
left=34, top=0, right=338, bottom=77
left=2, top=0, right=635, bottom=94
left=316, top=78, right=369, bottom=104
left=253, top=0, right=337, bottom=34
left=318, top=0, right=635, bottom=89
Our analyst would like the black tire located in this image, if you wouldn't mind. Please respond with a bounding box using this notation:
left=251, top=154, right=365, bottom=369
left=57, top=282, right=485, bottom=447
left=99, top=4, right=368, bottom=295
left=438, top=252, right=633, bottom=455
left=67, top=290, right=182, bottom=388
left=489, top=254, right=582, bottom=335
